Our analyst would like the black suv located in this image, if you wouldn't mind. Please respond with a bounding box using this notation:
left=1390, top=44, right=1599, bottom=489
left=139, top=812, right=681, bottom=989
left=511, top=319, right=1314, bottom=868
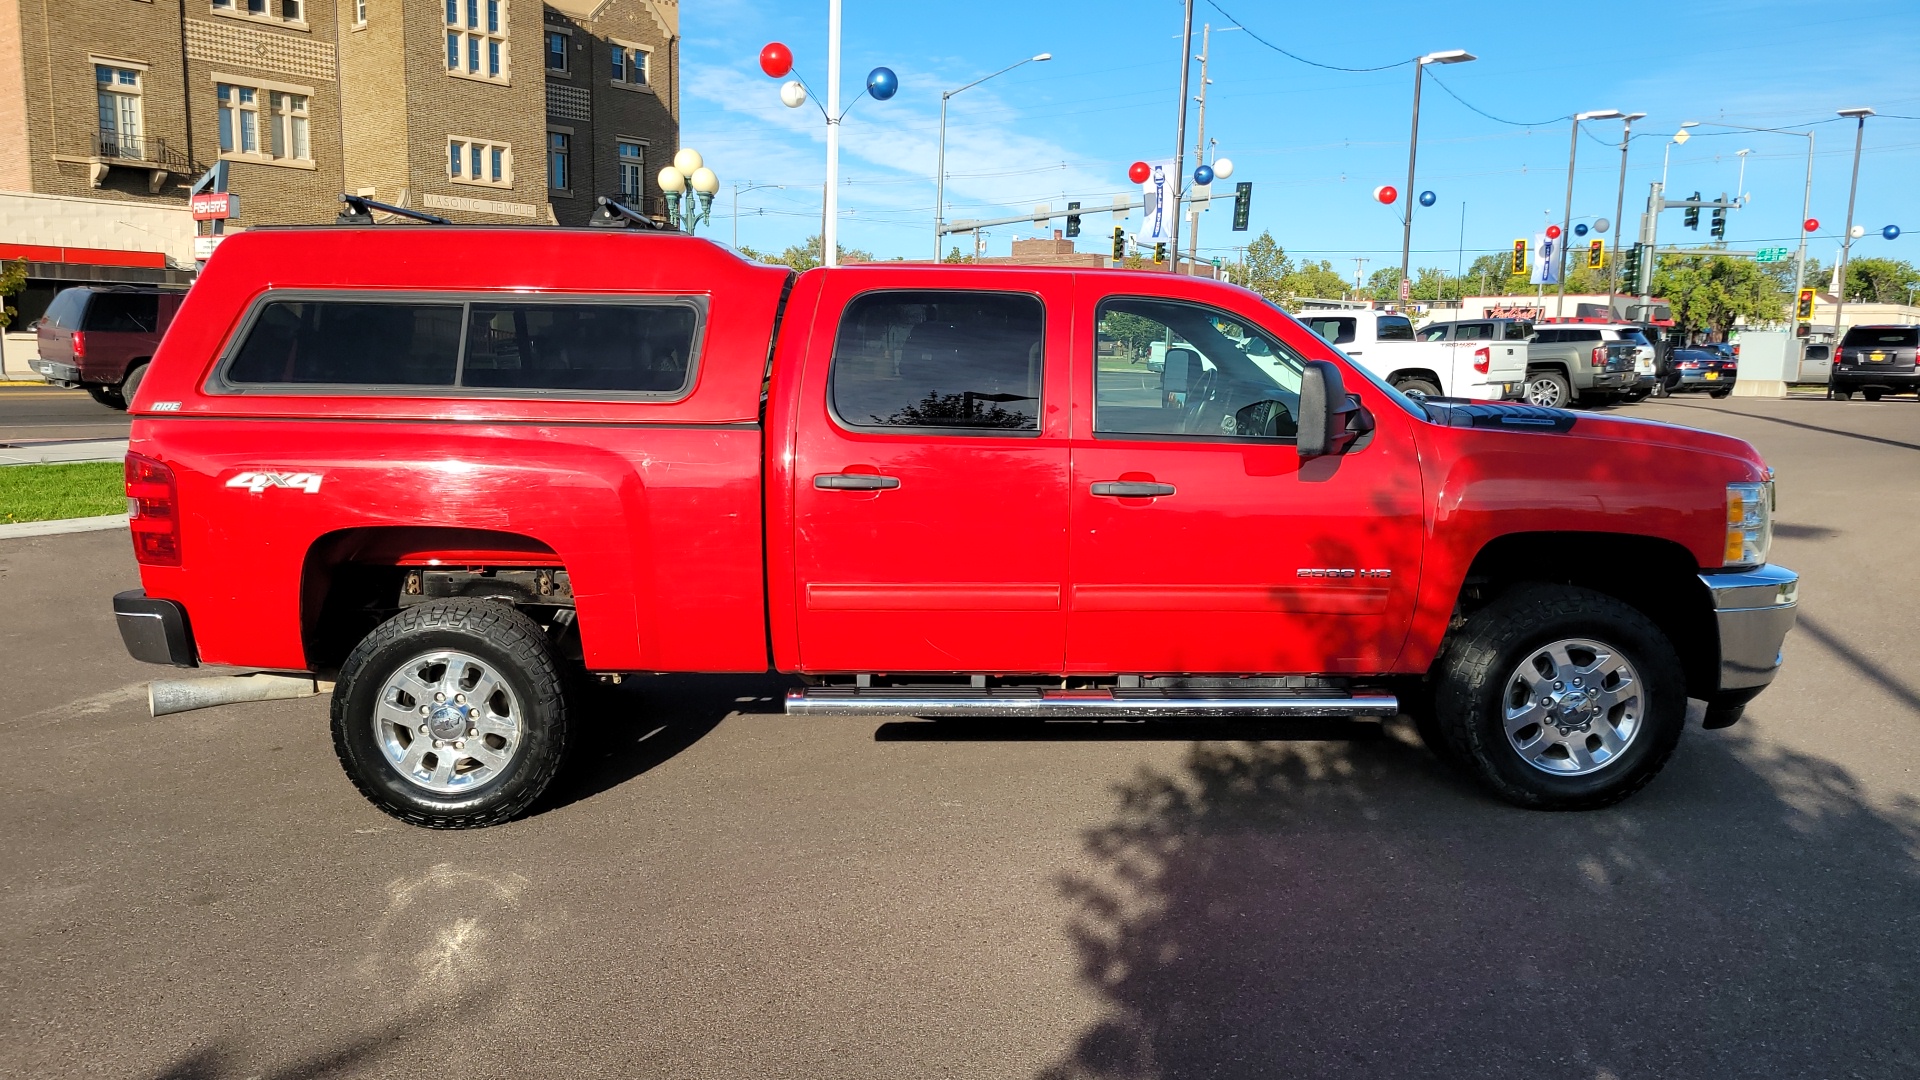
left=1831, top=325, right=1919, bottom=401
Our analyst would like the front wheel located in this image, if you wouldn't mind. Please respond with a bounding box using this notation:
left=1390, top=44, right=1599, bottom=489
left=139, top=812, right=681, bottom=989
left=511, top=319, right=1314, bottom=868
left=1521, top=370, right=1573, bottom=409
left=1430, top=584, right=1687, bottom=810
left=1862, top=388, right=1884, bottom=402
left=331, top=599, right=570, bottom=828
left=1392, top=376, right=1442, bottom=399
left=86, top=384, right=128, bottom=410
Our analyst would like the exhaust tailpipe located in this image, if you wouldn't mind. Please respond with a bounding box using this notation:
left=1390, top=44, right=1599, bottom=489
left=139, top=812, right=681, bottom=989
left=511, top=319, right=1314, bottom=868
left=149, top=673, right=335, bottom=717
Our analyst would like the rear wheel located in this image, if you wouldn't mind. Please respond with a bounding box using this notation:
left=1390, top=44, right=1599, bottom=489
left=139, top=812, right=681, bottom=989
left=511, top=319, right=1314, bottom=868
left=1392, top=376, right=1442, bottom=399
left=331, top=599, right=570, bottom=829
left=119, top=363, right=148, bottom=409
left=1863, top=388, right=1884, bottom=402
left=85, top=384, right=128, bottom=410
left=1623, top=388, right=1651, bottom=403
left=1431, top=584, right=1686, bottom=810
left=1521, top=370, right=1573, bottom=409
left=1709, top=387, right=1732, bottom=399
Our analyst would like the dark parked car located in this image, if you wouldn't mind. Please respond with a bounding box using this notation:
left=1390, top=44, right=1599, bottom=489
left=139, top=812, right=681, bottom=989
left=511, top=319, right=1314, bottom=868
left=31, top=286, right=184, bottom=409
left=1830, top=325, right=1919, bottom=401
left=1671, top=348, right=1735, bottom=397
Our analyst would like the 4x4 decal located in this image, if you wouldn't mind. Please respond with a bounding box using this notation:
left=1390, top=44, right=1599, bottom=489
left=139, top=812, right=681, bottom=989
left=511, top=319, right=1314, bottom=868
left=226, top=471, right=324, bottom=494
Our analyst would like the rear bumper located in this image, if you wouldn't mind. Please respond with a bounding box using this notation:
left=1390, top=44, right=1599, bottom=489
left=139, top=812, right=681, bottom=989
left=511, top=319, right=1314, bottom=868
left=30, top=358, right=82, bottom=387
left=113, top=589, right=199, bottom=668
left=1832, top=369, right=1919, bottom=392
left=1589, top=371, right=1636, bottom=391
left=1676, top=371, right=1736, bottom=391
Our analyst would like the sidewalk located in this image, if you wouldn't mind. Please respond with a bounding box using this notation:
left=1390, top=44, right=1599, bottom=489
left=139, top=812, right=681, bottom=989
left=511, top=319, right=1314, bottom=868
left=0, top=439, right=130, bottom=466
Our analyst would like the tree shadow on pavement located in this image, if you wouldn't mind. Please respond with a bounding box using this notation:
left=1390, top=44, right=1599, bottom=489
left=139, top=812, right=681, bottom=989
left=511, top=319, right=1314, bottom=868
left=1038, top=726, right=1920, bottom=1080
left=145, top=988, right=500, bottom=1079
left=533, top=672, right=794, bottom=815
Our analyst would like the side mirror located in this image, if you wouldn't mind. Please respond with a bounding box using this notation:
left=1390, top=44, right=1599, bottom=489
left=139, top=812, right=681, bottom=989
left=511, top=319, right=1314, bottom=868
left=1297, top=360, right=1367, bottom=459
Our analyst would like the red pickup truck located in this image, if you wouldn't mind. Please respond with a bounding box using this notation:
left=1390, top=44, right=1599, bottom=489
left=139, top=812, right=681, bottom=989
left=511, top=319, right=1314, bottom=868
left=112, top=226, right=1798, bottom=828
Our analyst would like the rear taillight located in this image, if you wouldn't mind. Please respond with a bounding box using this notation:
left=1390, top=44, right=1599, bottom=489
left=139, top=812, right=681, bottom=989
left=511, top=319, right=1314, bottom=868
left=125, top=452, right=180, bottom=567
left=1591, top=345, right=1607, bottom=368
left=70, top=331, right=86, bottom=359
left=1472, top=347, right=1491, bottom=374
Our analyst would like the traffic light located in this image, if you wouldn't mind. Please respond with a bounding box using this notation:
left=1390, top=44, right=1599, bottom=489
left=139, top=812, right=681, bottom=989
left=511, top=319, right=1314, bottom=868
left=1710, top=203, right=1726, bottom=240
left=1153, top=242, right=1167, bottom=264
left=1111, top=226, right=1125, bottom=261
left=1066, top=201, right=1081, bottom=239
left=1796, top=287, right=1816, bottom=321
left=1510, top=238, right=1528, bottom=277
left=1232, top=182, right=1252, bottom=231
left=1621, top=243, right=1641, bottom=289
left=1683, top=192, right=1701, bottom=230
left=1587, top=238, right=1604, bottom=270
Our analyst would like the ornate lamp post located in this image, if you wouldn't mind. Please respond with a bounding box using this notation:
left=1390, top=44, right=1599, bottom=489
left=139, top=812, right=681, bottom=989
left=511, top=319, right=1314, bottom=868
left=657, top=148, right=719, bottom=233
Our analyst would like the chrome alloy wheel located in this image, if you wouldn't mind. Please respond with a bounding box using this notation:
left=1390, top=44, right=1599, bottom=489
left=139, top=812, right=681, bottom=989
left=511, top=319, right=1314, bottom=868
left=1501, top=637, right=1643, bottom=776
left=1523, top=377, right=1569, bottom=408
left=373, top=650, right=523, bottom=794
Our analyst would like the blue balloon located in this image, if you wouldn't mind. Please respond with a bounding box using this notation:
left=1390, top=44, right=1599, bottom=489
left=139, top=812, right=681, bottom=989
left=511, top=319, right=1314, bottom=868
left=1884, top=224, right=1901, bottom=240
left=1418, top=190, right=1436, bottom=207
left=1193, top=164, right=1215, bottom=186
left=866, top=66, right=898, bottom=101
left=1574, top=223, right=1589, bottom=237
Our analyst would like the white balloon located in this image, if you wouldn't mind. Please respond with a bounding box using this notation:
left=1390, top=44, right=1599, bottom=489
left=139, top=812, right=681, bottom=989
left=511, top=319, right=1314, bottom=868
left=1211, top=157, right=1234, bottom=180
left=673, top=148, right=704, bottom=174
left=690, top=166, right=719, bottom=194
left=1850, top=224, right=1867, bottom=239
left=780, top=79, right=808, bottom=109
left=1593, top=218, right=1610, bottom=234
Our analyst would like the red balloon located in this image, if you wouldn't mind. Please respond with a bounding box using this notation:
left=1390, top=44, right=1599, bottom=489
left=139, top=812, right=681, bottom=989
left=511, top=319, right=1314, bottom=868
left=1128, top=161, right=1151, bottom=184
left=1545, top=224, right=1562, bottom=240
left=759, top=42, right=793, bottom=79
left=1804, top=217, right=1820, bottom=232
left=1373, top=185, right=1398, bottom=205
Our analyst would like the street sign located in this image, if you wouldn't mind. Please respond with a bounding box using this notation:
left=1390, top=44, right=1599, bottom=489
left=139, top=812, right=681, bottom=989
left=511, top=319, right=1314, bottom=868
left=193, top=234, right=224, bottom=261
left=1398, top=277, right=1411, bottom=302
left=1754, top=246, right=1790, bottom=263
left=191, top=192, right=236, bottom=220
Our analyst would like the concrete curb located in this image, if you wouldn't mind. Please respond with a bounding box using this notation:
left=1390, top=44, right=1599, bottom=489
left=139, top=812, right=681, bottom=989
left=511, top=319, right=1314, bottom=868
left=0, top=439, right=130, bottom=465
left=0, top=514, right=128, bottom=539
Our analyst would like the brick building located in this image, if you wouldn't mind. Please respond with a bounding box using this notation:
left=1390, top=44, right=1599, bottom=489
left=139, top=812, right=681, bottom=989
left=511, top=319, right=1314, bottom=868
left=0, top=0, right=679, bottom=316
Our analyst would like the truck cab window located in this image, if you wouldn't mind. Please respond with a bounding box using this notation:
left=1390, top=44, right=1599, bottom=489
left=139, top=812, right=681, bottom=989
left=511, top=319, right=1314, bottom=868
left=829, top=290, right=1043, bottom=432
left=1419, top=324, right=1450, bottom=342
left=1301, top=316, right=1355, bottom=345
left=1094, top=297, right=1304, bottom=440
left=1376, top=316, right=1415, bottom=341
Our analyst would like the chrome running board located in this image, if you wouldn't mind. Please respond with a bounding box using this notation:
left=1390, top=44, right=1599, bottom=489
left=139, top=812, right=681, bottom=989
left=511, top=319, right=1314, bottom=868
left=785, top=686, right=1399, bottom=719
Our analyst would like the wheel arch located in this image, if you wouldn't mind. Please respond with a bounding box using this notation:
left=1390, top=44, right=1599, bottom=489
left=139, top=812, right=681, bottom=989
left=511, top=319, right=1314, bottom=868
left=1451, top=531, right=1719, bottom=701
left=1387, top=368, right=1444, bottom=387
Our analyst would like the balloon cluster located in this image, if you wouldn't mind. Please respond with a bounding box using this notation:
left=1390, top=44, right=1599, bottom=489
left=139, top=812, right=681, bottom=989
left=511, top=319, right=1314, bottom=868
left=759, top=41, right=897, bottom=109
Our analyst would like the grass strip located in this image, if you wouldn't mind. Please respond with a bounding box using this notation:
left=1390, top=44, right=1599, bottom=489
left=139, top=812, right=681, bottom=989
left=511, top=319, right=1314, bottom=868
left=0, top=461, right=125, bottom=524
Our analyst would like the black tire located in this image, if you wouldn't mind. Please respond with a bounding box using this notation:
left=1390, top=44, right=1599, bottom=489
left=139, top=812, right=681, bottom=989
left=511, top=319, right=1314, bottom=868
left=86, top=384, right=128, bottom=410
left=119, top=363, right=148, bottom=409
left=1521, top=369, right=1573, bottom=409
left=1431, top=584, right=1686, bottom=810
left=1835, top=390, right=1854, bottom=400
left=1862, top=388, right=1884, bottom=402
left=1392, top=376, right=1442, bottom=398
left=1709, top=387, right=1732, bottom=399
left=1623, top=388, right=1651, bottom=403
left=331, top=599, right=570, bottom=829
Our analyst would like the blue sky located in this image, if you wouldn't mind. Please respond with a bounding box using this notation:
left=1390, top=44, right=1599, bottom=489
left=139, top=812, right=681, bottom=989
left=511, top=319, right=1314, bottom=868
left=682, top=0, right=1920, bottom=277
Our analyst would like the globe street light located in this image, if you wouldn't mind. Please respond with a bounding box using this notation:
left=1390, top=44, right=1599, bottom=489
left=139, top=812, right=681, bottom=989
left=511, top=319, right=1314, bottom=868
left=1558, top=109, right=1623, bottom=317
left=1399, top=49, right=1475, bottom=294
left=934, top=53, right=1050, bottom=259
left=658, top=148, right=719, bottom=234
left=1829, top=106, right=1875, bottom=396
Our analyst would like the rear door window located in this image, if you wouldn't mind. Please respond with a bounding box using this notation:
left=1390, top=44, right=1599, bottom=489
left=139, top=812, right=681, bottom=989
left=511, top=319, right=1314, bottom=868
left=43, top=288, right=89, bottom=330
left=1418, top=324, right=1451, bottom=341
left=1840, top=327, right=1919, bottom=348
left=1453, top=322, right=1493, bottom=341
left=1503, top=321, right=1533, bottom=341
left=829, top=290, right=1043, bottom=432
left=221, top=295, right=703, bottom=395
left=83, top=292, right=160, bottom=333
left=1568, top=328, right=1604, bottom=342
left=1301, top=316, right=1356, bottom=345
left=1376, top=315, right=1415, bottom=341
left=1532, top=328, right=1563, bottom=344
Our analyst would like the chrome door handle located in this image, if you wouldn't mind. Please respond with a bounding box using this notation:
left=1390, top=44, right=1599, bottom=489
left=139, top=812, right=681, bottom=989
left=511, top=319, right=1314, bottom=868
left=1090, top=481, right=1176, bottom=498
left=814, top=473, right=901, bottom=491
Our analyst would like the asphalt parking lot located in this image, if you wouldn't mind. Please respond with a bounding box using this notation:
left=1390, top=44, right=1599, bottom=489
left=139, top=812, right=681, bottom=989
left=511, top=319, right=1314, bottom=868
left=3, top=395, right=1917, bottom=1079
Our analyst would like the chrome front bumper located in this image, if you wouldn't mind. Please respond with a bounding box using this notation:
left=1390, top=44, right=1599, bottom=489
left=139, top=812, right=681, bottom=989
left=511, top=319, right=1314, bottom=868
left=1698, top=564, right=1798, bottom=693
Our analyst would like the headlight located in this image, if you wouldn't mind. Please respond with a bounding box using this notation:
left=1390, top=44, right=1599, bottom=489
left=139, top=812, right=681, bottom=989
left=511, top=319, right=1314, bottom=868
left=1725, top=480, right=1773, bottom=568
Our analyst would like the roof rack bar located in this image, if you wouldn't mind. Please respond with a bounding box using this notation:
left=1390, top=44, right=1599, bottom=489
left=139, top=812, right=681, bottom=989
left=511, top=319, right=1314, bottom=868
left=336, top=194, right=451, bottom=226
left=589, top=196, right=677, bottom=231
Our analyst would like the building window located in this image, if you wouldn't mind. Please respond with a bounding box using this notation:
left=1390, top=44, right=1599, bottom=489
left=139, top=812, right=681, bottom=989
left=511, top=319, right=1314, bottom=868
left=210, top=0, right=304, bottom=24
left=449, top=138, right=512, bottom=188
left=617, top=140, right=645, bottom=201
left=546, top=131, right=569, bottom=191
left=218, top=81, right=310, bottom=163
left=447, top=0, right=508, bottom=82
left=354, top=0, right=366, bottom=26
left=610, top=43, right=648, bottom=86
left=545, top=31, right=568, bottom=72
left=94, top=65, right=144, bottom=160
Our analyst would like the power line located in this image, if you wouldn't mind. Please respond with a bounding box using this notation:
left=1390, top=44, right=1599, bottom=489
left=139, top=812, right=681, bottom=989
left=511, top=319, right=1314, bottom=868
left=1200, top=0, right=1411, bottom=72
left=1421, top=69, right=1564, bottom=128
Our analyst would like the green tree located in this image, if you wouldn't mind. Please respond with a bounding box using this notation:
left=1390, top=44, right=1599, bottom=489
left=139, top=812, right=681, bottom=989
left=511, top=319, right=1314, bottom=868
left=1841, top=257, right=1919, bottom=304
left=754, top=235, right=875, bottom=272
left=1651, top=255, right=1784, bottom=334
left=1465, top=253, right=1522, bottom=296
left=0, top=258, right=24, bottom=330
left=1283, top=260, right=1349, bottom=307
left=1229, top=230, right=1294, bottom=306
left=942, top=245, right=975, bottom=264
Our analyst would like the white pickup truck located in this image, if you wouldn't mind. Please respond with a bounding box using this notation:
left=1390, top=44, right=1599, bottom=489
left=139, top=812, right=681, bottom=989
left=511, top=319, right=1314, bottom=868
left=1296, top=309, right=1524, bottom=400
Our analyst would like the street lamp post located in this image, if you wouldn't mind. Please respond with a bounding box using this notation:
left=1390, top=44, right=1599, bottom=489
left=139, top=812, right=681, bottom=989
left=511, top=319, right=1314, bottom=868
left=1661, top=121, right=1699, bottom=187
left=732, top=181, right=786, bottom=249
left=1829, top=106, right=1875, bottom=396
left=934, top=53, right=1050, bottom=259
left=1606, top=112, right=1646, bottom=313
left=1697, top=121, right=1818, bottom=330
left=1559, top=109, right=1622, bottom=316
left=657, top=148, right=719, bottom=234
left=1399, top=49, right=1475, bottom=295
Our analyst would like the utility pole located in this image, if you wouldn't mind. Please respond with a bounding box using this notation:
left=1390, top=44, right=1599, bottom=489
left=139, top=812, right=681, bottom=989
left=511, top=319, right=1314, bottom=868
left=1828, top=107, right=1874, bottom=396
left=1638, top=180, right=1664, bottom=325
left=1606, top=113, right=1646, bottom=315
left=1169, top=0, right=1195, bottom=275
left=1351, top=256, right=1369, bottom=296
left=1187, top=24, right=1212, bottom=273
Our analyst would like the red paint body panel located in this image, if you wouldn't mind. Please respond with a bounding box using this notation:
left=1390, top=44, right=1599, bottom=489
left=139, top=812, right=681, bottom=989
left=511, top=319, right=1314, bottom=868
left=127, top=231, right=1772, bottom=681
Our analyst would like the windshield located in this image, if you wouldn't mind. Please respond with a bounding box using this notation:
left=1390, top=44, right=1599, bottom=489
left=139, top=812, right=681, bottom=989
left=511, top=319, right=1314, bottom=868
left=1612, top=328, right=1651, bottom=346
